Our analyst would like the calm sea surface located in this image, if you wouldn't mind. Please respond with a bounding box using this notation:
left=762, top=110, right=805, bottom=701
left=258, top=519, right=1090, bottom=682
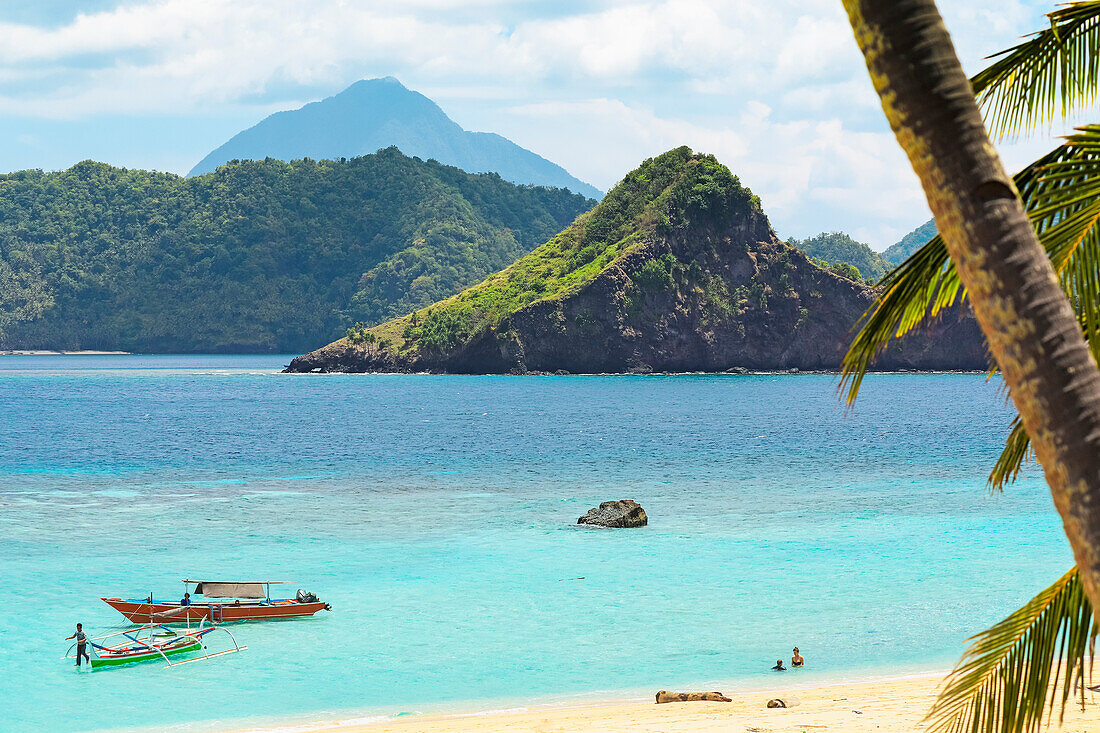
left=0, top=355, right=1072, bottom=731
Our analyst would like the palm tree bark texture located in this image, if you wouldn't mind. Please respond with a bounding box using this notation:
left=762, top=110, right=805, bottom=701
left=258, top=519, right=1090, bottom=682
left=840, top=0, right=1100, bottom=615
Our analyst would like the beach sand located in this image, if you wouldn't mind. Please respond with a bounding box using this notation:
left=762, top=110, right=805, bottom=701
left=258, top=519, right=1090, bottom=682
left=228, top=673, right=1100, bottom=732
left=0, top=350, right=129, bottom=355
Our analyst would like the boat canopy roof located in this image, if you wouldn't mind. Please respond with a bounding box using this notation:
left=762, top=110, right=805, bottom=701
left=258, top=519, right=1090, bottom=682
left=186, top=581, right=279, bottom=598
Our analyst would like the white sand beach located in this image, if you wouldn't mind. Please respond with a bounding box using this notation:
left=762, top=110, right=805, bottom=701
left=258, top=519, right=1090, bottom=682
left=227, top=673, right=1100, bottom=732
left=0, top=350, right=130, bottom=355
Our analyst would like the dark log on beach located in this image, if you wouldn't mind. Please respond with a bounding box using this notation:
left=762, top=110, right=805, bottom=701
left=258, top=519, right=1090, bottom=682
left=577, top=499, right=648, bottom=528
left=655, top=691, right=732, bottom=704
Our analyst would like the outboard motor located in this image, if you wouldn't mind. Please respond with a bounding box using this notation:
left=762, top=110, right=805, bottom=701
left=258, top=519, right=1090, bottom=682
left=296, top=589, right=331, bottom=610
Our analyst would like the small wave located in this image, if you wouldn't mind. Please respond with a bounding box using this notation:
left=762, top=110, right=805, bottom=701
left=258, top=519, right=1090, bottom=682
left=236, top=711, right=420, bottom=732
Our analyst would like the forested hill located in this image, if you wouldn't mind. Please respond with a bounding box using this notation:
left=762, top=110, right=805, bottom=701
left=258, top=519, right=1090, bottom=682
left=788, top=231, right=892, bottom=282
left=882, top=218, right=937, bottom=264
left=287, top=147, right=986, bottom=374
left=0, top=149, right=594, bottom=353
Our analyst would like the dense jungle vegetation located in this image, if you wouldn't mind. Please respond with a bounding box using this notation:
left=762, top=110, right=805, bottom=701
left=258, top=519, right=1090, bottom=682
left=0, top=147, right=593, bottom=352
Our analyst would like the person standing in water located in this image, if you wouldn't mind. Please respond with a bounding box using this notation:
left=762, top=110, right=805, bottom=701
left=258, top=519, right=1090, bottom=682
left=792, top=647, right=804, bottom=667
left=772, top=659, right=786, bottom=671
left=66, top=624, right=90, bottom=667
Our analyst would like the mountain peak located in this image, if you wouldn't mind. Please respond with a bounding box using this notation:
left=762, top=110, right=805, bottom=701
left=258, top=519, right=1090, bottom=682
left=330, top=76, right=422, bottom=104
left=187, top=78, right=601, bottom=198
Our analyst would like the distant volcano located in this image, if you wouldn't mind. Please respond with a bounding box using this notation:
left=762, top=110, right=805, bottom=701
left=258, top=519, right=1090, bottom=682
left=188, top=77, right=601, bottom=198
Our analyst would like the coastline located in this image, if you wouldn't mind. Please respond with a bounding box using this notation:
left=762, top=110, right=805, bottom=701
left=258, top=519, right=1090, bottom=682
left=0, top=349, right=130, bottom=355
left=281, top=367, right=990, bottom=376
left=217, top=671, right=1100, bottom=733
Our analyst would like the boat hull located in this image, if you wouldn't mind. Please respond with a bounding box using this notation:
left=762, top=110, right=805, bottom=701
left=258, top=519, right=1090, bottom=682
left=90, top=637, right=201, bottom=668
left=101, top=597, right=327, bottom=623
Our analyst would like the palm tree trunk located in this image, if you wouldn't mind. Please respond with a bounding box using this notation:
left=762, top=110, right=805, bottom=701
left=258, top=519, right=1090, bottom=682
left=841, top=0, right=1100, bottom=614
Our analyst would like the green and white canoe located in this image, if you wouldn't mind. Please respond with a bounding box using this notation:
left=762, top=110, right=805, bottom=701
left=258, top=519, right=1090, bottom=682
left=89, top=634, right=203, bottom=668
left=66, top=621, right=246, bottom=670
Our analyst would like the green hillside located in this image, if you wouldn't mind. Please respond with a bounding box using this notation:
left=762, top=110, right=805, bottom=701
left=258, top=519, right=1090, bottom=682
left=0, top=148, right=593, bottom=352
left=289, top=146, right=986, bottom=375
left=882, top=218, right=937, bottom=264
left=369, top=146, right=761, bottom=354
left=788, top=231, right=892, bottom=282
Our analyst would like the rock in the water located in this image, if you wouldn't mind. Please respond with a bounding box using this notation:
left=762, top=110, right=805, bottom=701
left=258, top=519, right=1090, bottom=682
left=655, top=691, right=732, bottom=704
left=577, top=500, right=648, bottom=528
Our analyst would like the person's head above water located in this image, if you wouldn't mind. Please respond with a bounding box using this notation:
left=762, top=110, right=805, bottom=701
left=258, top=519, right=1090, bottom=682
left=776, top=660, right=783, bottom=665
left=793, top=647, right=799, bottom=653
left=76, top=623, right=82, bottom=630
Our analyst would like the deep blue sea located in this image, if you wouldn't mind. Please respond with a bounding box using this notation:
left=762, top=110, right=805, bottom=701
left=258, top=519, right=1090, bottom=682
left=0, top=355, right=1072, bottom=732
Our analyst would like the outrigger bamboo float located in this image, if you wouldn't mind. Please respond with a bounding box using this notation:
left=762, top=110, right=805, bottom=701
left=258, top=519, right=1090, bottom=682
left=63, top=620, right=245, bottom=669
left=102, top=580, right=330, bottom=624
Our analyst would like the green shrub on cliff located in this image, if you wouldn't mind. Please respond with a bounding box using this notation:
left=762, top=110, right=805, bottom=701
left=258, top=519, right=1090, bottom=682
left=0, top=149, right=594, bottom=352
left=634, top=254, right=677, bottom=292
left=826, top=261, right=864, bottom=282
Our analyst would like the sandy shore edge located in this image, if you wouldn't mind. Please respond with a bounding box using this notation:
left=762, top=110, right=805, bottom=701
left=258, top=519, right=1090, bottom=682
left=220, top=671, right=1100, bottom=732
left=0, top=350, right=130, bottom=355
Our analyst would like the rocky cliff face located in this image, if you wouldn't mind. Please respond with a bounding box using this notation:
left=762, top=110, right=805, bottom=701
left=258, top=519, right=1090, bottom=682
left=286, top=149, right=986, bottom=374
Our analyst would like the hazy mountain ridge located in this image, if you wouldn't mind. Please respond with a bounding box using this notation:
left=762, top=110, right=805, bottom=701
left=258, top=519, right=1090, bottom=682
left=189, top=77, right=602, bottom=199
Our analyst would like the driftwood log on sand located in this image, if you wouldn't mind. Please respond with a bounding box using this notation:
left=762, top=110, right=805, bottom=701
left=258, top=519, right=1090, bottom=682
left=655, top=690, right=732, bottom=704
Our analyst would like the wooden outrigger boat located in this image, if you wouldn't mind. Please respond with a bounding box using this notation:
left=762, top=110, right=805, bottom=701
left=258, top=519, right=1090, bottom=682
left=64, top=619, right=245, bottom=669
left=102, top=580, right=330, bottom=624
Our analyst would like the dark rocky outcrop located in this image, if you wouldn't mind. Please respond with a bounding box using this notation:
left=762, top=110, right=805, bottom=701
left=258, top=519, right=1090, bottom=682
left=577, top=500, right=648, bottom=528
left=286, top=148, right=988, bottom=375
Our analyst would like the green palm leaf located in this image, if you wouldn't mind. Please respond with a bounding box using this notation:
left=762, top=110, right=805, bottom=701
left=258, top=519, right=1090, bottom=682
left=841, top=136, right=1095, bottom=394
left=841, top=129, right=1100, bottom=487
left=989, top=418, right=1032, bottom=491
left=926, top=567, right=1095, bottom=733
left=973, top=1, right=1100, bottom=138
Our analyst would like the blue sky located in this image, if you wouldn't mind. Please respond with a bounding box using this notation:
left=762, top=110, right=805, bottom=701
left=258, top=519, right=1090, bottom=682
left=0, top=0, right=1078, bottom=249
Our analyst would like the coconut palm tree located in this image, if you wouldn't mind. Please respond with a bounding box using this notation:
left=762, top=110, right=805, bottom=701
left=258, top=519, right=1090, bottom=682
left=839, top=1, right=1100, bottom=730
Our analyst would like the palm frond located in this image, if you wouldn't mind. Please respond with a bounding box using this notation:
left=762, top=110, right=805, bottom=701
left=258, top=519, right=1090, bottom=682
left=839, top=232, right=957, bottom=405
left=973, top=1, right=1100, bottom=138
left=842, top=130, right=1100, bottom=387
left=842, top=130, right=1100, bottom=487
left=989, top=418, right=1033, bottom=492
left=839, top=143, right=1064, bottom=405
left=926, top=567, right=1095, bottom=733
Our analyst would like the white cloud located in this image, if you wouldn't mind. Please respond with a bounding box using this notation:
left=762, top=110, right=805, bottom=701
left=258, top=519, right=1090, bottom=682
left=0, top=0, right=1072, bottom=247
left=493, top=96, right=924, bottom=246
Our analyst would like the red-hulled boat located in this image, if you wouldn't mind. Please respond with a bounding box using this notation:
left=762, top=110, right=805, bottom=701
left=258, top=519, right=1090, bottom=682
left=102, top=580, right=330, bottom=624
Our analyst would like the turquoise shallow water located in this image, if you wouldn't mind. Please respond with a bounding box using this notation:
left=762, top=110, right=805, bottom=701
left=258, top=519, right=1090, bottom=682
left=0, top=355, right=1073, bottom=732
